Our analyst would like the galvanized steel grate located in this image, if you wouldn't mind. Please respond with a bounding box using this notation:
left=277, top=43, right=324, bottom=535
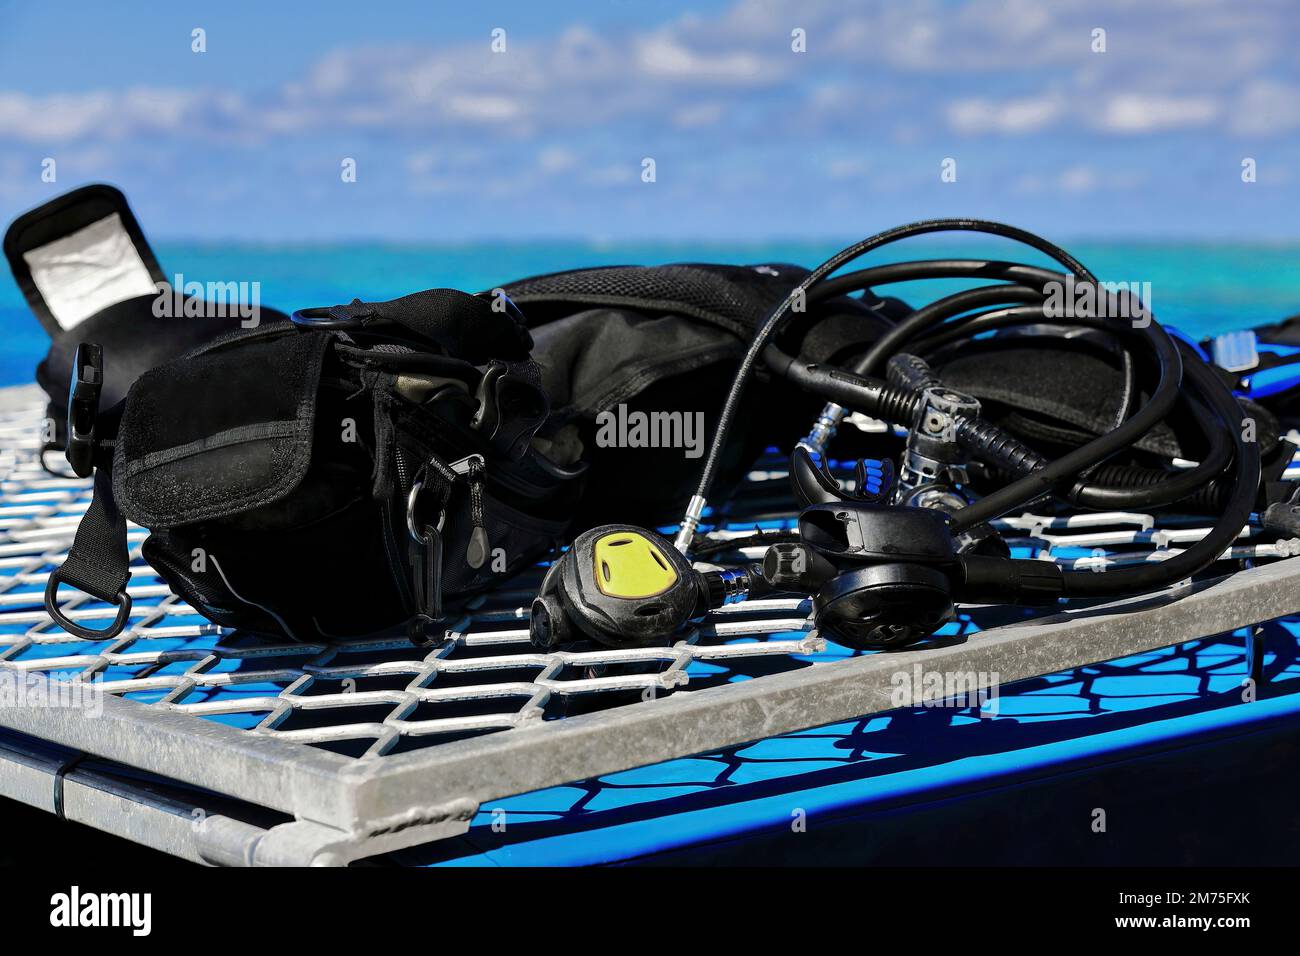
left=3, top=387, right=1299, bottom=759
left=0, top=388, right=826, bottom=761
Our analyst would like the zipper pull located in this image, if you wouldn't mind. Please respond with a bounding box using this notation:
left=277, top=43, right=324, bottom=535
left=452, top=455, right=489, bottom=570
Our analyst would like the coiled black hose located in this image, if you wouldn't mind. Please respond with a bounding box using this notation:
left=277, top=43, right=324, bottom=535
left=689, top=221, right=1260, bottom=601
left=675, top=219, right=1105, bottom=551
left=886, top=344, right=1235, bottom=511
left=767, top=340, right=1236, bottom=515
left=1060, top=351, right=1260, bottom=597
left=886, top=353, right=942, bottom=391
left=791, top=262, right=1247, bottom=522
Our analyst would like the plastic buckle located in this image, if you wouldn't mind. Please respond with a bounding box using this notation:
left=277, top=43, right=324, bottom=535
left=289, top=299, right=373, bottom=330
left=472, top=364, right=547, bottom=460
left=66, top=342, right=103, bottom=479
left=44, top=571, right=132, bottom=641
left=1212, top=330, right=1259, bottom=373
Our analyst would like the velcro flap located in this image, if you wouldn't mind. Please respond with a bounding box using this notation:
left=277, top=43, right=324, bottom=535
left=113, top=331, right=330, bottom=528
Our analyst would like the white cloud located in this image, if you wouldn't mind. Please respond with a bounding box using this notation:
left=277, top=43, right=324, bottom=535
left=1015, top=164, right=1146, bottom=194
left=1058, top=165, right=1097, bottom=192
left=537, top=146, right=577, bottom=174
left=584, top=164, right=636, bottom=187
left=0, top=0, right=1295, bottom=150
left=673, top=102, right=724, bottom=129
left=826, top=157, right=870, bottom=180
left=405, top=150, right=439, bottom=175
left=1231, top=80, right=1300, bottom=135
left=0, top=91, right=114, bottom=141
left=947, top=94, right=1063, bottom=134
left=1098, top=93, right=1221, bottom=133
left=446, top=94, right=522, bottom=123
left=634, top=32, right=766, bottom=84
left=0, top=87, right=246, bottom=143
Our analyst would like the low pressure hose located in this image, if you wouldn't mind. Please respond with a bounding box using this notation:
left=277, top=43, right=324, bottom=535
left=1058, top=351, right=1261, bottom=596
left=886, top=346, right=1235, bottom=512
left=886, top=353, right=943, bottom=391
left=676, top=219, right=1144, bottom=554
left=673, top=219, right=1099, bottom=552
left=767, top=341, right=1238, bottom=515
left=766, top=345, right=1053, bottom=474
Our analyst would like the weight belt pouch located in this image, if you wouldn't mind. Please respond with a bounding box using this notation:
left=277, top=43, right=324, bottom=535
left=46, top=293, right=580, bottom=646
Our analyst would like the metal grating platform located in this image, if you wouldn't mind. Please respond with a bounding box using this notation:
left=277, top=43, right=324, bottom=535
left=3, top=382, right=1300, bottom=864
left=396, top=619, right=1300, bottom=865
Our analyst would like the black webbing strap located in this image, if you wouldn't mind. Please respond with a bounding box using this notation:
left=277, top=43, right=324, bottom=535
left=499, top=262, right=811, bottom=337
left=325, top=288, right=533, bottom=364
left=44, top=465, right=132, bottom=640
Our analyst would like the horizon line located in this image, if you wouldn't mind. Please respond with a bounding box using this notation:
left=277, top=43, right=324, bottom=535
left=141, top=233, right=1300, bottom=248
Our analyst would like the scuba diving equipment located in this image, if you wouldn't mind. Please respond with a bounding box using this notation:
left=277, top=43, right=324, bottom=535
left=762, top=506, right=961, bottom=648
left=886, top=353, right=982, bottom=504
left=672, top=219, right=1111, bottom=551
left=758, top=499, right=1062, bottom=650
left=475, top=220, right=1294, bottom=653
left=65, top=342, right=104, bottom=479
left=529, top=524, right=758, bottom=650
left=4, top=184, right=293, bottom=471
left=671, top=219, right=1276, bottom=649
left=15, top=186, right=914, bottom=647
left=16, top=186, right=1299, bottom=653
left=1200, top=320, right=1300, bottom=431
left=43, top=287, right=582, bottom=644
left=676, top=220, right=1278, bottom=546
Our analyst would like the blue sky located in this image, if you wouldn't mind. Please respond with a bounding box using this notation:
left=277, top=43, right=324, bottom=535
left=1, top=0, right=1298, bottom=241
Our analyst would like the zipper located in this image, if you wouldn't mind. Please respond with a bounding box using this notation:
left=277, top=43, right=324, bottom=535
left=397, top=402, right=561, bottom=502
left=395, top=444, right=413, bottom=496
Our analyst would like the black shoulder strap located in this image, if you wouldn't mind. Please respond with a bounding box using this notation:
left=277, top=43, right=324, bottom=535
left=306, top=288, right=533, bottom=363
left=45, top=464, right=132, bottom=640
left=500, top=263, right=813, bottom=337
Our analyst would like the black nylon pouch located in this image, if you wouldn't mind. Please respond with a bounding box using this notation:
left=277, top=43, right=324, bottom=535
left=113, top=331, right=331, bottom=527
left=108, top=329, right=410, bottom=639
left=4, top=183, right=296, bottom=460
left=48, top=284, right=583, bottom=645
left=935, top=335, right=1279, bottom=461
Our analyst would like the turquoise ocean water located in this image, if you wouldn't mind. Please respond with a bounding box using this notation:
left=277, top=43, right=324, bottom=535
left=3, top=238, right=1298, bottom=386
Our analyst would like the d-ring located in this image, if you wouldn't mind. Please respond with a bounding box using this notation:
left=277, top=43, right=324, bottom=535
left=44, top=572, right=132, bottom=641
left=406, top=480, right=447, bottom=542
